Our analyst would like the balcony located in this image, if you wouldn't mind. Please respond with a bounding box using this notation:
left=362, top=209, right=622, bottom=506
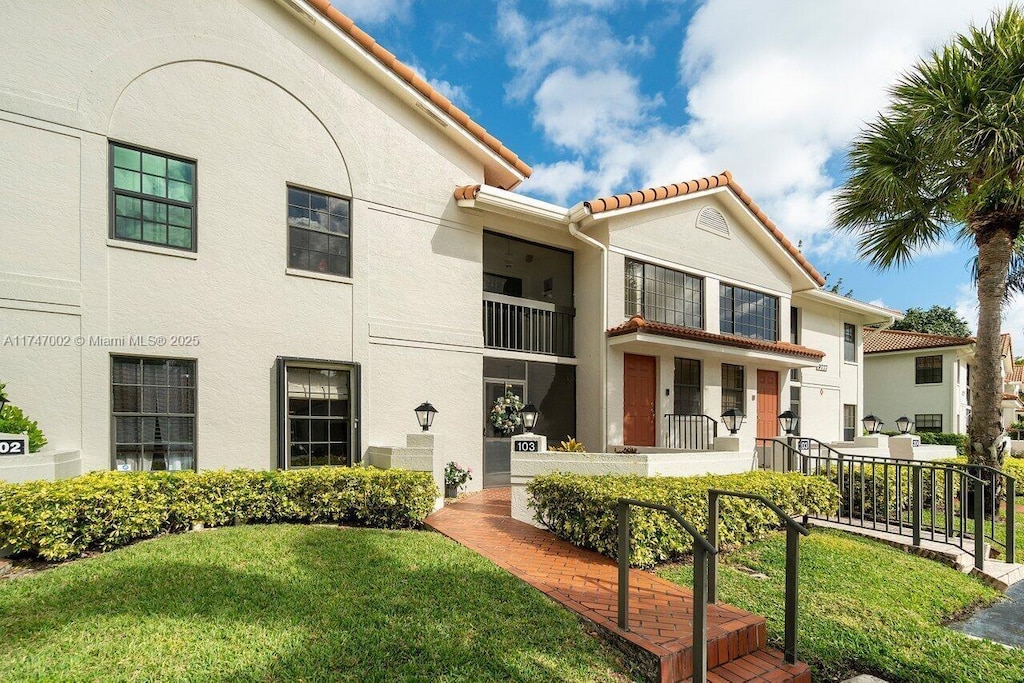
left=483, top=293, right=574, bottom=357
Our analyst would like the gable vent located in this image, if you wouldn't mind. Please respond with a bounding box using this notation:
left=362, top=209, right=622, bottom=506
left=696, top=206, right=729, bottom=237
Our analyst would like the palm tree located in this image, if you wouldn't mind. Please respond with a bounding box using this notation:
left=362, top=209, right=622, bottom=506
left=833, top=6, right=1024, bottom=468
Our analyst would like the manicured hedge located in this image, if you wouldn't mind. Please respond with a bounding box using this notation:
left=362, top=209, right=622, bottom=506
left=0, top=467, right=438, bottom=561
left=527, top=471, right=840, bottom=568
left=882, top=431, right=968, bottom=455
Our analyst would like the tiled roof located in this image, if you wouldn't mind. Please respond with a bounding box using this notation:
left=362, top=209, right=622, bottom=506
left=1003, top=392, right=1021, bottom=402
left=608, top=315, right=825, bottom=360
left=306, top=0, right=531, bottom=181
left=863, top=328, right=974, bottom=354
left=1010, top=365, right=1024, bottom=383
left=454, top=184, right=480, bottom=201
left=581, top=171, right=825, bottom=287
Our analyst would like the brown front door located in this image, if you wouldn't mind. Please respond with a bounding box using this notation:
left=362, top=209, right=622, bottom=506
left=624, top=354, right=657, bottom=446
left=756, top=370, right=779, bottom=439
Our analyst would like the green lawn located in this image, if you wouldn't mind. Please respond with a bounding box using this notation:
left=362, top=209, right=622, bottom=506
left=0, top=525, right=626, bottom=682
left=658, top=529, right=1024, bottom=683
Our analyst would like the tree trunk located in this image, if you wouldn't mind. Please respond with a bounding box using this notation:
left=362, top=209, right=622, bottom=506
left=969, top=218, right=1015, bottom=468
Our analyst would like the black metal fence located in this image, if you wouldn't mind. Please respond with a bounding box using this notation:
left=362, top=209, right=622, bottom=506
left=757, top=437, right=1017, bottom=569
left=483, top=295, right=574, bottom=357
left=664, top=414, right=718, bottom=450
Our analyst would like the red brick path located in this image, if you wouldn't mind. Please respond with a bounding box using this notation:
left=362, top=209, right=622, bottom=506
left=426, top=488, right=810, bottom=683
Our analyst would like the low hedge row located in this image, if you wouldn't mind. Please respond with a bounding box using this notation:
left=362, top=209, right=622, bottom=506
left=0, top=467, right=438, bottom=561
left=882, top=431, right=968, bottom=455
left=527, top=471, right=840, bottom=568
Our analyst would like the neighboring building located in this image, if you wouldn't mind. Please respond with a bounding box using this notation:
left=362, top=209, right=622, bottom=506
left=864, top=329, right=1023, bottom=435
left=0, top=0, right=895, bottom=489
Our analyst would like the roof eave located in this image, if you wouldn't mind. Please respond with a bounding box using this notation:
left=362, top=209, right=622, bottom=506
left=283, top=0, right=529, bottom=190
left=457, top=184, right=570, bottom=228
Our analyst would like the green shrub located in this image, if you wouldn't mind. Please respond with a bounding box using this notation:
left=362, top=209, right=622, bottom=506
left=880, top=431, right=968, bottom=455
left=0, top=405, right=47, bottom=453
left=527, top=471, right=839, bottom=568
left=0, top=467, right=437, bottom=561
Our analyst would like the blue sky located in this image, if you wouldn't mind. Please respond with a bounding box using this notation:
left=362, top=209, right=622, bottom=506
left=334, top=0, right=1020, bottom=344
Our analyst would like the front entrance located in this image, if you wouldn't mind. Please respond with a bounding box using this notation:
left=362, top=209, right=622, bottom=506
left=756, top=370, right=779, bottom=439
left=483, top=379, right=525, bottom=488
left=623, top=353, right=657, bottom=446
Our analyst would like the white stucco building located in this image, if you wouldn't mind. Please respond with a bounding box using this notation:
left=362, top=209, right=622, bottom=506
left=0, top=0, right=896, bottom=489
left=864, top=329, right=1023, bottom=435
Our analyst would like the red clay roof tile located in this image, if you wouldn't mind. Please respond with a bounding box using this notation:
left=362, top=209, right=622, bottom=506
left=305, top=0, right=531, bottom=181
left=582, top=171, right=826, bottom=287
left=862, top=328, right=974, bottom=354
left=608, top=315, right=825, bottom=361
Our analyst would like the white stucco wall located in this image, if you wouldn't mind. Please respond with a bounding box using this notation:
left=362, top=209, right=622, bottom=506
left=0, top=0, right=492, bottom=475
left=863, top=348, right=961, bottom=434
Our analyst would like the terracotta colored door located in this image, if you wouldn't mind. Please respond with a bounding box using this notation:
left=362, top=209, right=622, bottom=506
left=756, top=370, right=779, bottom=439
left=624, top=354, right=657, bottom=446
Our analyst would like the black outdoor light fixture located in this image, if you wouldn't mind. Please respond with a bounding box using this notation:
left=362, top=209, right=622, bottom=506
left=414, top=401, right=438, bottom=432
left=520, top=403, right=539, bottom=433
left=778, top=410, right=799, bottom=436
left=721, top=408, right=745, bottom=435
left=895, top=416, right=913, bottom=435
left=862, top=414, right=883, bottom=435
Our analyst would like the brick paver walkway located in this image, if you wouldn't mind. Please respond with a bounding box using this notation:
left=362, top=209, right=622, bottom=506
left=426, top=488, right=810, bottom=683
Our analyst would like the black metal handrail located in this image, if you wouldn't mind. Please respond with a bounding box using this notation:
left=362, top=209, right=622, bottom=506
left=482, top=295, right=575, bottom=357
left=707, top=489, right=809, bottom=665
left=664, top=413, right=719, bottom=450
left=757, top=437, right=1017, bottom=569
left=617, top=498, right=717, bottom=683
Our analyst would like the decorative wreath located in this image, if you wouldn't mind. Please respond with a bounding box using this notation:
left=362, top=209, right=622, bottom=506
left=490, top=389, right=524, bottom=436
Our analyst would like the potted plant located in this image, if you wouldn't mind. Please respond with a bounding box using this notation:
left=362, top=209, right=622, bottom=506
left=444, top=461, right=472, bottom=499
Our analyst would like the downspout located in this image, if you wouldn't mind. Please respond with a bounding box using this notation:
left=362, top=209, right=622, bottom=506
left=569, top=220, right=608, bottom=450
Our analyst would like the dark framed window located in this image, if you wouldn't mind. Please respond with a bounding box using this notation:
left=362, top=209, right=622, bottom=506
left=719, top=283, right=778, bottom=340
left=915, top=355, right=942, bottom=384
left=673, top=358, right=702, bottom=415
left=626, top=259, right=704, bottom=329
left=843, top=323, right=857, bottom=362
left=790, top=307, right=800, bottom=381
left=721, top=363, right=745, bottom=413
left=110, top=143, right=196, bottom=250
left=287, top=186, right=351, bottom=277
left=790, top=386, right=801, bottom=436
left=281, top=362, right=356, bottom=468
left=843, top=404, right=857, bottom=441
left=111, top=356, right=196, bottom=471
left=915, top=413, right=943, bottom=433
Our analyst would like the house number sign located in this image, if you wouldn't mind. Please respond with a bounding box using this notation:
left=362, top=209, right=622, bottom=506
left=513, top=440, right=539, bottom=453
left=0, top=433, right=28, bottom=455
left=816, top=364, right=828, bottom=372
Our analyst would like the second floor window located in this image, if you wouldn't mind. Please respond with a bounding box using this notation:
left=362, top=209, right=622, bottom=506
left=111, top=143, right=196, bottom=251
left=916, top=355, right=942, bottom=384
left=720, top=284, right=778, bottom=340
left=844, top=323, right=857, bottom=362
left=625, top=259, right=703, bottom=329
left=288, top=186, right=351, bottom=277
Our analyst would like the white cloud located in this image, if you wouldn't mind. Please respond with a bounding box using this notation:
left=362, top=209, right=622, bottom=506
left=520, top=160, right=591, bottom=205
left=406, top=62, right=473, bottom=110
left=331, top=0, right=412, bottom=25
left=499, top=0, right=994, bottom=261
left=955, top=282, right=1024, bottom=354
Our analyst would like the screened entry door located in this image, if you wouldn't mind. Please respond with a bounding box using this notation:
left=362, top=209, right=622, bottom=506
left=483, top=380, right=525, bottom=488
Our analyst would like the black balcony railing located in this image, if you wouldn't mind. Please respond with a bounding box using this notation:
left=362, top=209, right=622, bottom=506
left=664, top=414, right=718, bottom=450
left=483, top=293, right=574, bottom=357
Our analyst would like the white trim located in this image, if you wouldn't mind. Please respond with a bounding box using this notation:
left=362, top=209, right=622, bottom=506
left=106, top=239, right=198, bottom=260
left=797, top=289, right=900, bottom=322
left=482, top=348, right=578, bottom=365
left=458, top=185, right=569, bottom=228
left=285, top=267, right=354, bottom=285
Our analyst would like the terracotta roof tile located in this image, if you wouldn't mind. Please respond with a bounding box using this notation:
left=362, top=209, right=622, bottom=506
left=582, top=171, right=825, bottom=286
left=1003, top=392, right=1020, bottom=401
left=305, top=0, right=531, bottom=181
left=608, top=315, right=825, bottom=361
left=1010, top=365, right=1024, bottom=383
left=863, top=328, right=974, bottom=354
left=454, top=184, right=481, bottom=201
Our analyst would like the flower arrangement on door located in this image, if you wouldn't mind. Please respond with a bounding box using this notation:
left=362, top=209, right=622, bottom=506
left=489, top=389, right=524, bottom=437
